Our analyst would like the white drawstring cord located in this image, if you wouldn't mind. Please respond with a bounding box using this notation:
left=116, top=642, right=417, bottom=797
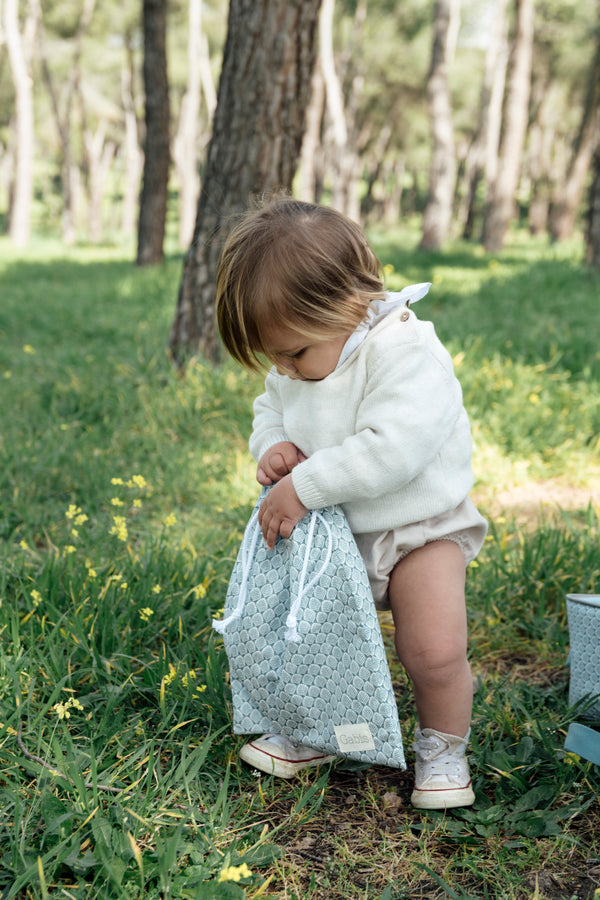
left=212, top=507, right=333, bottom=643
left=212, top=508, right=261, bottom=634
left=285, top=511, right=333, bottom=642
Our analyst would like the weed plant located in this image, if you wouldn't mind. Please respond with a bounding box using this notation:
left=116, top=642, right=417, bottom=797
left=0, top=230, right=599, bottom=899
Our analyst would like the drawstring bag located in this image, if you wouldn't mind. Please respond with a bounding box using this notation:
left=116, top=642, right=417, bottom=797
left=564, top=593, right=600, bottom=765
left=213, top=488, right=405, bottom=769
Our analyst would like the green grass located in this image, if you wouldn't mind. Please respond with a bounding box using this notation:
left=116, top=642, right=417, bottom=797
left=0, top=228, right=599, bottom=899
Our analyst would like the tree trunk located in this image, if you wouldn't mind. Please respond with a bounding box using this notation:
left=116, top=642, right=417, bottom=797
left=85, top=122, right=116, bottom=243
left=137, top=0, right=170, bottom=266
left=298, top=59, right=326, bottom=203
left=549, top=15, right=600, bottom=242
left=420, top=0, right=460, bottom=251
left=482, top=0, right=534, bottom=252
left=40, top=0, right=95, bottom=245
left=319, top=0, right=364, bottom=221
left=461, top=0, right=508, bottom=239
left=585, top=143, right=600, bottom=270
left=169, top=0, right=322, bottom=365
left=121, top=34, right=143, bottom=237
left=173, top=0, right=203, bottom=248
left=526, top=81, right=558, bottom=236
left=4, top=0, right=40, bottom=247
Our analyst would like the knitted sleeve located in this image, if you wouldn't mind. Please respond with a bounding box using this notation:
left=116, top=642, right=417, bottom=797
left=248, top=370, right=290, bottom=462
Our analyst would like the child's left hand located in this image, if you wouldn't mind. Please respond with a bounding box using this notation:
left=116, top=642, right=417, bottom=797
left=258, top=475, right=308, bottom=549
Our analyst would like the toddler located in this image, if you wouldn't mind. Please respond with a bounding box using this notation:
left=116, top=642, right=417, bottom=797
left=216, top=197, right=487, bottom=809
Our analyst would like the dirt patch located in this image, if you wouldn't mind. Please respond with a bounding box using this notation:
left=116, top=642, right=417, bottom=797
left=473, top=478, right=600, bottom=527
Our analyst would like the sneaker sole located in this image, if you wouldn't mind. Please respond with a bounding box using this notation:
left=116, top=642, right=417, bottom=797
left=411, top=784, right=475, bottom=810
left=239, top=741, right=336, bottom=778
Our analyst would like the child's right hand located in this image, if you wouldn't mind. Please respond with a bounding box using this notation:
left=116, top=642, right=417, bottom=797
left=256, top=442, right=306, bottom=485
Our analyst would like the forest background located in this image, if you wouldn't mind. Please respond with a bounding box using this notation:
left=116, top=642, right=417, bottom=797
left=2, top=0, right=600, bottom=268
left=1, top=0, right=600, bottom=898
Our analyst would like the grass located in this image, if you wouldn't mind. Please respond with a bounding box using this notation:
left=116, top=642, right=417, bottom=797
left=0, top=226, right=599, bottom=899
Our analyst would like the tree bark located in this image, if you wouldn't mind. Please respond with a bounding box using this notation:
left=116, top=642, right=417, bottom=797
left=420, top=0, right=460, bottom=251
left=169, top=0, right=322, bottom=365
left=137, top=0, right=170, bottom=266
left=4, top=0, right=40, bottom=247
left=482, top=0, right=534, bottom=252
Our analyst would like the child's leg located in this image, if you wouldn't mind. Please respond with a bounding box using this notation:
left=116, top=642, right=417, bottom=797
left=388, top=539, right=472, bottom=736
left=389, top=539, right=475, bottom=809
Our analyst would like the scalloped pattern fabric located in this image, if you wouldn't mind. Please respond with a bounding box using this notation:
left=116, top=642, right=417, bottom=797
left=216, top=489, right=405, bottom=769
left=567, top=594, right=600, bottom=718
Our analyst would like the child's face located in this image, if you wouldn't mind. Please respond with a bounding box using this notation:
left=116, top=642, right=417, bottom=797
left=264, top=324, right=351, bottom=381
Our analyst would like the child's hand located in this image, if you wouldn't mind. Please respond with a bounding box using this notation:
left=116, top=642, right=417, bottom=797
left=258, top=474, right=308, bottom=549
left=256, top=442, right=306, bottom=485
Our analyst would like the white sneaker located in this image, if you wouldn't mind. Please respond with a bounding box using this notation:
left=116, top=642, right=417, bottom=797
left=410, top=727, right=475, bottom=809
left=239, top=734, right=336, bottom=778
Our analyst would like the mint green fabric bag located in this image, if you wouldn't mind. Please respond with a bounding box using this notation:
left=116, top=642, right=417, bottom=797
left=564, top=593, right=600, bottom=765
left=213, top=489, right=405, bottom=769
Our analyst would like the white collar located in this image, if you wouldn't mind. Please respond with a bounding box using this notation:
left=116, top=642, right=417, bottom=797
left=336, top=282, right=431, bottom=369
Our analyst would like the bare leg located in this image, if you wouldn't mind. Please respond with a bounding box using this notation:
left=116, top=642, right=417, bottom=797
left=388, top=540, right=472, bottom=737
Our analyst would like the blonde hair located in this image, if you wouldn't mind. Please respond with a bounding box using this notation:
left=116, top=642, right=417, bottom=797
left=216, top=197, right=385, bottom=370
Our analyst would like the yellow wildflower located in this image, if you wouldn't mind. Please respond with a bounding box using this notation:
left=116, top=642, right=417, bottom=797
left=111, top=477, right=124, bottom=485
left=152, top=584, right=161, bottom=594
left=31, top=589, right=43, bottom=607
left=139, top=607, right=154, bottom=622
left=20, top=540, right=29, bottom=550
left=133, top=499, right=142, bottom=508
left=110, top=497, right=124, bottom=507
left=218, top=863, right=252, bottom=883
left=53, top=697, right=83, bottom=720
left=64, top=545, right=77, bottom=555
left=193, top=583, right=207, bottom=600
left=131, top=474, right=147, bottom=488
left=163, top=663, right=178, bottom=685
left=54, top=702, right=70, bottom=720
left=23, top=344, right=35, bottom=354
left=163, top=513, right=176, bottom=528
left=109, top=516, right=128, bottom=542
left=181, top=670, right=197, bottom=688
left=75, top=513, right=88, bottom=526
left=65, top=504, right=82, bottom=520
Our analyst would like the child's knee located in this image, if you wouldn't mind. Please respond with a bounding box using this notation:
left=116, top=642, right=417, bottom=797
left=399, top=638, right=468, bottom=687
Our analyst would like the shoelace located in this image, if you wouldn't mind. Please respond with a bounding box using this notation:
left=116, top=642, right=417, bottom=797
left=414, top=737, right=465, bottom=779
left=212, top=504, right=333, bottom=642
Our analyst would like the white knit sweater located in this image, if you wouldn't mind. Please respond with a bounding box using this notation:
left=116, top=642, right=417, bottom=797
left=249, top=298, right=475, bottom=534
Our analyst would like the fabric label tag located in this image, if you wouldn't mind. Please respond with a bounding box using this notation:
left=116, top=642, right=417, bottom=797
left=334, top=722, right=376, bottom=752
